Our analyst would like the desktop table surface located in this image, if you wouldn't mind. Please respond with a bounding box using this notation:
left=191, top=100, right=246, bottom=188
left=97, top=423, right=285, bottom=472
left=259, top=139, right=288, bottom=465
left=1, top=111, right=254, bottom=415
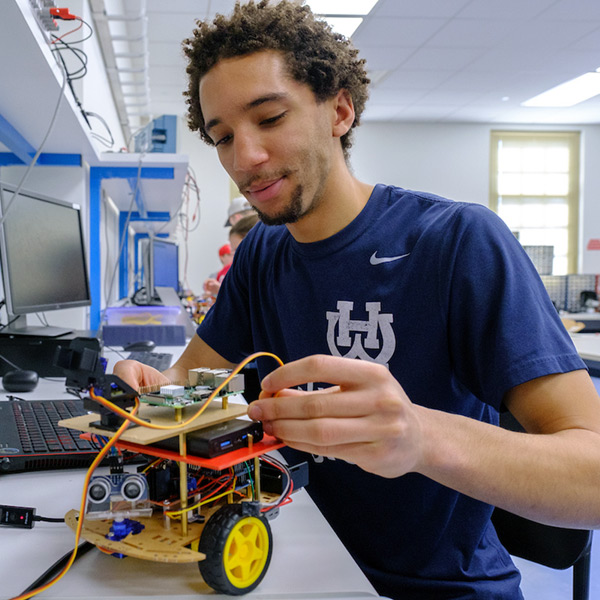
left=0, top=368, right=379, bottom=600
left=570, top=331, right=600, bottom=361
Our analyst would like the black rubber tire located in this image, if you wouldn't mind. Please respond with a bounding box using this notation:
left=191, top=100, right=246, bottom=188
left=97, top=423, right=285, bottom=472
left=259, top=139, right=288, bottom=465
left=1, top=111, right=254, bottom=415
left=198, top=504, right=273, bottom=595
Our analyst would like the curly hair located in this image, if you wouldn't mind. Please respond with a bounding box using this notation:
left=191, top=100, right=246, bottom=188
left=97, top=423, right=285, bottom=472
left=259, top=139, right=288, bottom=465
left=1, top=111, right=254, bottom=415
left=182, top=0, right=370, bottom=159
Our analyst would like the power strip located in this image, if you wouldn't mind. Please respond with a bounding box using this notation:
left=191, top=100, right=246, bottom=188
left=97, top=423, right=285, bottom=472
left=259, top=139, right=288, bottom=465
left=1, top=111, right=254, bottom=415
left=29, top=0, right=60, bottom=35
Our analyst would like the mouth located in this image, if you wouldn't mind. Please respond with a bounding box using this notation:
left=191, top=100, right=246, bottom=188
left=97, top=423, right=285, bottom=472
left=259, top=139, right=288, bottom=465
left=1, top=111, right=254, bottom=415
left=245, top=177, right=285, bottom=204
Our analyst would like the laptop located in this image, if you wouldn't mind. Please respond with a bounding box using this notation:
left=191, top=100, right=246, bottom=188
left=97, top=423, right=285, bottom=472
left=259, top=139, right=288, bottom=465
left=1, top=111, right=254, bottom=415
left=0, top=397, right=103, bottom=474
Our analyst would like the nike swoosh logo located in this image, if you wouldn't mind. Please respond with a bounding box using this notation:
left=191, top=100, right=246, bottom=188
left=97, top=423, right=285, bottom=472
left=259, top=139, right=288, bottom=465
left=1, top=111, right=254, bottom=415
left=370, top=251, right=411, bottom=265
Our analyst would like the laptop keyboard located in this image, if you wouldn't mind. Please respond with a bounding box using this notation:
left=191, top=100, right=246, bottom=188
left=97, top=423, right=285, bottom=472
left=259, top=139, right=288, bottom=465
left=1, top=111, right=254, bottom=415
left=126, top=351, right=173, bottom=371
left=12, top=399, right=98, bottom=454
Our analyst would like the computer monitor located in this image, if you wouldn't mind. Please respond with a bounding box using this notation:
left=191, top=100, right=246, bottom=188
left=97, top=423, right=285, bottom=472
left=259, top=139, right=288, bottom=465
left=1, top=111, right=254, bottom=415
left=139, top=237, right=180, bottom=304
left=0, top=182, right=91, bottom=337
left=152, top=238, right=180, bottom=292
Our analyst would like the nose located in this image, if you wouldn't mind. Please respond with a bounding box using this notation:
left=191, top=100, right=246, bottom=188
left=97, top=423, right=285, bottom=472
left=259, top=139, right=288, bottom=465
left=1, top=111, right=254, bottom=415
left=232, top=131, right=269, bottom=174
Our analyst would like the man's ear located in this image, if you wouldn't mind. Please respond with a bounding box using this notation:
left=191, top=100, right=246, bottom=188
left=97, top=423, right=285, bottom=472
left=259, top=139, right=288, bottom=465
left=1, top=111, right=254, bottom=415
left=331, top=89, right=355, bottom=138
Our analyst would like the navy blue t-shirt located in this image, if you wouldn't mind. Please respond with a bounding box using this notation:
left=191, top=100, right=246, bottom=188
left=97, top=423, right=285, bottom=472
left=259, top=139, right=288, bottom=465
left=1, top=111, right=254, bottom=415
left=198, top=184, right=585, bottom=599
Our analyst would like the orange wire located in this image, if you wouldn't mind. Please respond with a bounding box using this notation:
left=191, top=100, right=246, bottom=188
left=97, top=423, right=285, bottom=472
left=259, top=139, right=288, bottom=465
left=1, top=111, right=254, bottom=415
left=9, top=353, right=284, bottom=598
left=51, top=18, right=83, bottom=45
left=89, top=351, right=283, bottom=432
left=9, top=398, right=140, bottom=600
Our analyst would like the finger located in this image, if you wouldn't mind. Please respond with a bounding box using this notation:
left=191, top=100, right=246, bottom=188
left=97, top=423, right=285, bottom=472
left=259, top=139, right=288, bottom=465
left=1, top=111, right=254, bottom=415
left=263, top=414, right=392, bottom=446
left=258, top=386, right=341, bottom=399
left=261, top=355, right=385, bottom=395
left=257, top=387, right=304, bottom=400
left=249, top=388, right=378, bottom=422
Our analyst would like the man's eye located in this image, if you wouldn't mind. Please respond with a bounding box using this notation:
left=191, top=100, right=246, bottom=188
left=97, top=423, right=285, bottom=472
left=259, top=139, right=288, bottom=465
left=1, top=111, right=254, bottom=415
left=215, top=134, right=232, bottom=147
left=261, top=112, right=286, bottom=126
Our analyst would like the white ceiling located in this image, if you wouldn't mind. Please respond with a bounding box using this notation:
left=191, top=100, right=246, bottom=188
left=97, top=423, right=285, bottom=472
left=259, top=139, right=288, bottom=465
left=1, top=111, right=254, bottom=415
left=100, top=0, right=600, bottom=130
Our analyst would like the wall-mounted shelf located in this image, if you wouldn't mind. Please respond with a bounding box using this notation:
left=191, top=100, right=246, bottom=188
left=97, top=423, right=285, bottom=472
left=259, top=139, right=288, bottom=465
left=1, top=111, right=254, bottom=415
left=0, top=0, right=102, bottom=163
left=95, top=152, right=188, bottom=220
left=1, top=2, right=189, bottom=334
left=89, top=152, right=189, bottom=330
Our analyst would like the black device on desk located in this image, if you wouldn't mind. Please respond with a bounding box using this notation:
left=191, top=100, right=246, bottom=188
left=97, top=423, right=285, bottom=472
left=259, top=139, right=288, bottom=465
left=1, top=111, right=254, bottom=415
left=0, top=398, right=103, bottom=474
left=0, top=340, right=134, bottom=474
left=577, top=319, right=600, bottom=333
left=0, top=182, right=91, bottom=337
left=2, top=369, right=38, bottom=392
left=0, top=332, right=100, bottom=377
left=126, top=350, right=173, bottom=371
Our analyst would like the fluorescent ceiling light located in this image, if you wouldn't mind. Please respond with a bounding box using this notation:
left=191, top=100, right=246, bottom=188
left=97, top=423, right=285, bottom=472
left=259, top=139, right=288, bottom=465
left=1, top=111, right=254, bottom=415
left=307, top=0, right=378, bottom=15
left=522, top=71, right=600, bottom=107
left=320, top=16, right=363, bottom=37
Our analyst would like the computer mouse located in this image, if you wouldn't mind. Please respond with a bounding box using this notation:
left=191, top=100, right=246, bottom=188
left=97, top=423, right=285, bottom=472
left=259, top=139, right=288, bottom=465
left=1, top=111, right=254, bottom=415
left=123, top=340, right=156, bottom=352
left=2, top=369, right=39, bottom=393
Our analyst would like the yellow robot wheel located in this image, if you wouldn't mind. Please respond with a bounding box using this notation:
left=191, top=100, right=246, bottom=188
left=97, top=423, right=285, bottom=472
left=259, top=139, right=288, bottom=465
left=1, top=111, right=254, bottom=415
left=198, top=504, right=273, bottom=595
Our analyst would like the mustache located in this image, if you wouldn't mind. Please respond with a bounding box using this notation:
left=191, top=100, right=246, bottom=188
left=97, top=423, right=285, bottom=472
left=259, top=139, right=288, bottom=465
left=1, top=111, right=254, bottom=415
left=237, top=169, right=293, bottom=193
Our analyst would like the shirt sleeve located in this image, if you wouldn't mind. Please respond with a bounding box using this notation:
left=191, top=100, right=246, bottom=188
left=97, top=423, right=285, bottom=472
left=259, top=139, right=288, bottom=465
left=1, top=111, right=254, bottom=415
left=440, top=203, right=585, bottom=409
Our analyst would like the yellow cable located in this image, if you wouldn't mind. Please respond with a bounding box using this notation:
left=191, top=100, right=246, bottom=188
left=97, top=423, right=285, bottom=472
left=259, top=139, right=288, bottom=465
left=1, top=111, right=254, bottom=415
left=89, top=351, right=283, bottom=432
left=11, top=353, right=283, bottom=598
left=9, top=398, right=140, bottom=600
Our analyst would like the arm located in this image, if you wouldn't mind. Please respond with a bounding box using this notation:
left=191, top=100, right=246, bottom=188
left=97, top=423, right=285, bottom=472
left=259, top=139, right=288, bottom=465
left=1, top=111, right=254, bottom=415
left=113, top=334, right=234, bottom=390
left=203, top=278, right=222, bottom=297
left=248, top=355, right=600, bottom=528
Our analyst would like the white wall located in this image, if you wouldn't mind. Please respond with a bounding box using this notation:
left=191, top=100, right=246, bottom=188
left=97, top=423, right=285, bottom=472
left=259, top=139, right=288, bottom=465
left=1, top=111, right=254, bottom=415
left=580, top=127, right=600, bottom=273
left=178, top=119, right=600, bottom=283
left=352, top=121, right=600, bottom=273
left=352, top=122, right=490, bottom=206
left=174, top=121, right=233, bottom=295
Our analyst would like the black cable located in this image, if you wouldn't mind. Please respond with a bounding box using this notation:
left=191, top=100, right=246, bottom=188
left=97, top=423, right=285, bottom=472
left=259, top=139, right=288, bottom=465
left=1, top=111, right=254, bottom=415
left=0, top=351, right=21, bottom=371
left=50, top=37, right=88, bottom=79
left=33, top=515, right=65, bottom=523
left=73, top=17, right=94, bottom=43
left=85, top=111, right=115, bottom=148
left=19, top=541, right=95, bottom=596
left=0, top=315, right=21, bottom=332
left=52, top=17, right=94, bottom=45
left=51, top=37, right=91, bottom=130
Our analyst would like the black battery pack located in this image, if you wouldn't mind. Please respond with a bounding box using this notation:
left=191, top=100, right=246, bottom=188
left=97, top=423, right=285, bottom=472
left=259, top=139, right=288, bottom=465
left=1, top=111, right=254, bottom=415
left=155, top=419, right=263, bottom=458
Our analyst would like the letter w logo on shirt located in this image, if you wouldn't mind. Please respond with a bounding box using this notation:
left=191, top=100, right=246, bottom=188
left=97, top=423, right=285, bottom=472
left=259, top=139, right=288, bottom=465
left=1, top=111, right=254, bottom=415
left=326, top=301, right=395, bottom=367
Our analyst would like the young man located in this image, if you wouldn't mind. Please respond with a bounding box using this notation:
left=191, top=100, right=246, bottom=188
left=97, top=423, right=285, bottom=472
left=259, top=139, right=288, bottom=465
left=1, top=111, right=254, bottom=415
left=114, top=2, right=600, bottom=598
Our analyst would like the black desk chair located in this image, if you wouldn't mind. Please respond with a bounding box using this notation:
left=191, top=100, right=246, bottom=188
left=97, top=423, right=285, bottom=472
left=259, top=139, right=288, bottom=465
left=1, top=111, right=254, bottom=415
left=492, top=507, right=592, bottom=600
left=493, top=410, right=593, bottom=600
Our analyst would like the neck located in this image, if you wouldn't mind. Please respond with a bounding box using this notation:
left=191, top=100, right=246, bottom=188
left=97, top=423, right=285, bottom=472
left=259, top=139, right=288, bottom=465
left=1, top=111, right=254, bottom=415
left=286, top=160, right=374, bottom=243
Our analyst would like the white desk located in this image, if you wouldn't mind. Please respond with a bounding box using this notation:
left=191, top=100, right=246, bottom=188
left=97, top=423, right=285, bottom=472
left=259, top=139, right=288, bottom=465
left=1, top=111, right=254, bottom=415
left=0, top=376, right=379, bottom=600
left=570, top=332, right=600, bottom=362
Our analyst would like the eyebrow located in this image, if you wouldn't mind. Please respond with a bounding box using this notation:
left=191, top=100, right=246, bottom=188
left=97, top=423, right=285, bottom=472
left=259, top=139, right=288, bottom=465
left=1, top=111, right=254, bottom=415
left=204, top=92, right=289, bottom=134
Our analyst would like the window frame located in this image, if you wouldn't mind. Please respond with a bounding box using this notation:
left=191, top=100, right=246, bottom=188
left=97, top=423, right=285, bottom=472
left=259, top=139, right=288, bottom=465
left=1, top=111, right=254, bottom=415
left=489, top=130, right=580, bottom=274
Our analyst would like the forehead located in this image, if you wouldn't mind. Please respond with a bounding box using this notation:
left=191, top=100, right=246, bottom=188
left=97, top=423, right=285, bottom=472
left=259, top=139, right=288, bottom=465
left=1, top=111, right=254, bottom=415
left=199, top=51, right=312, bottom=122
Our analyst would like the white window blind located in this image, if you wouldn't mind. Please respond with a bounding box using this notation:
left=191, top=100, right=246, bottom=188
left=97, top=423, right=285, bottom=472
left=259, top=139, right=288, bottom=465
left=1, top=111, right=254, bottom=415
left=489, top=131, right=580, bottom=275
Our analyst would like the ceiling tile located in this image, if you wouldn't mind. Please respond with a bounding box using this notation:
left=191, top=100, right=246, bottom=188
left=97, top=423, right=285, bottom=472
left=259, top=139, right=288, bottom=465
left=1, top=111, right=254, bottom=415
left=352, top=17, right=447, bottom=47
left=457, top=0, right=558, bottom=20
left=373, top=0, right=471, bottom=18
left=399, top=46, right=485, bottom=71
left=119, top=0, right=600, bottom=126
left=540, top=0, right=600, bottom=20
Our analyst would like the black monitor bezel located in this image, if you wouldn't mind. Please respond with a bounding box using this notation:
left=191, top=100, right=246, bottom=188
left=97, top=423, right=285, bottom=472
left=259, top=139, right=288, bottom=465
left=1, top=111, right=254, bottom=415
left=0, top=182, right=92, bottom=318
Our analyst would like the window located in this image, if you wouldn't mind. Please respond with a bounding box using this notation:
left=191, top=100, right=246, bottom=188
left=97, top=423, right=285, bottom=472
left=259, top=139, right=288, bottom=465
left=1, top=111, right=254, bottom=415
left=489, top=131, right=580, bottom=274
